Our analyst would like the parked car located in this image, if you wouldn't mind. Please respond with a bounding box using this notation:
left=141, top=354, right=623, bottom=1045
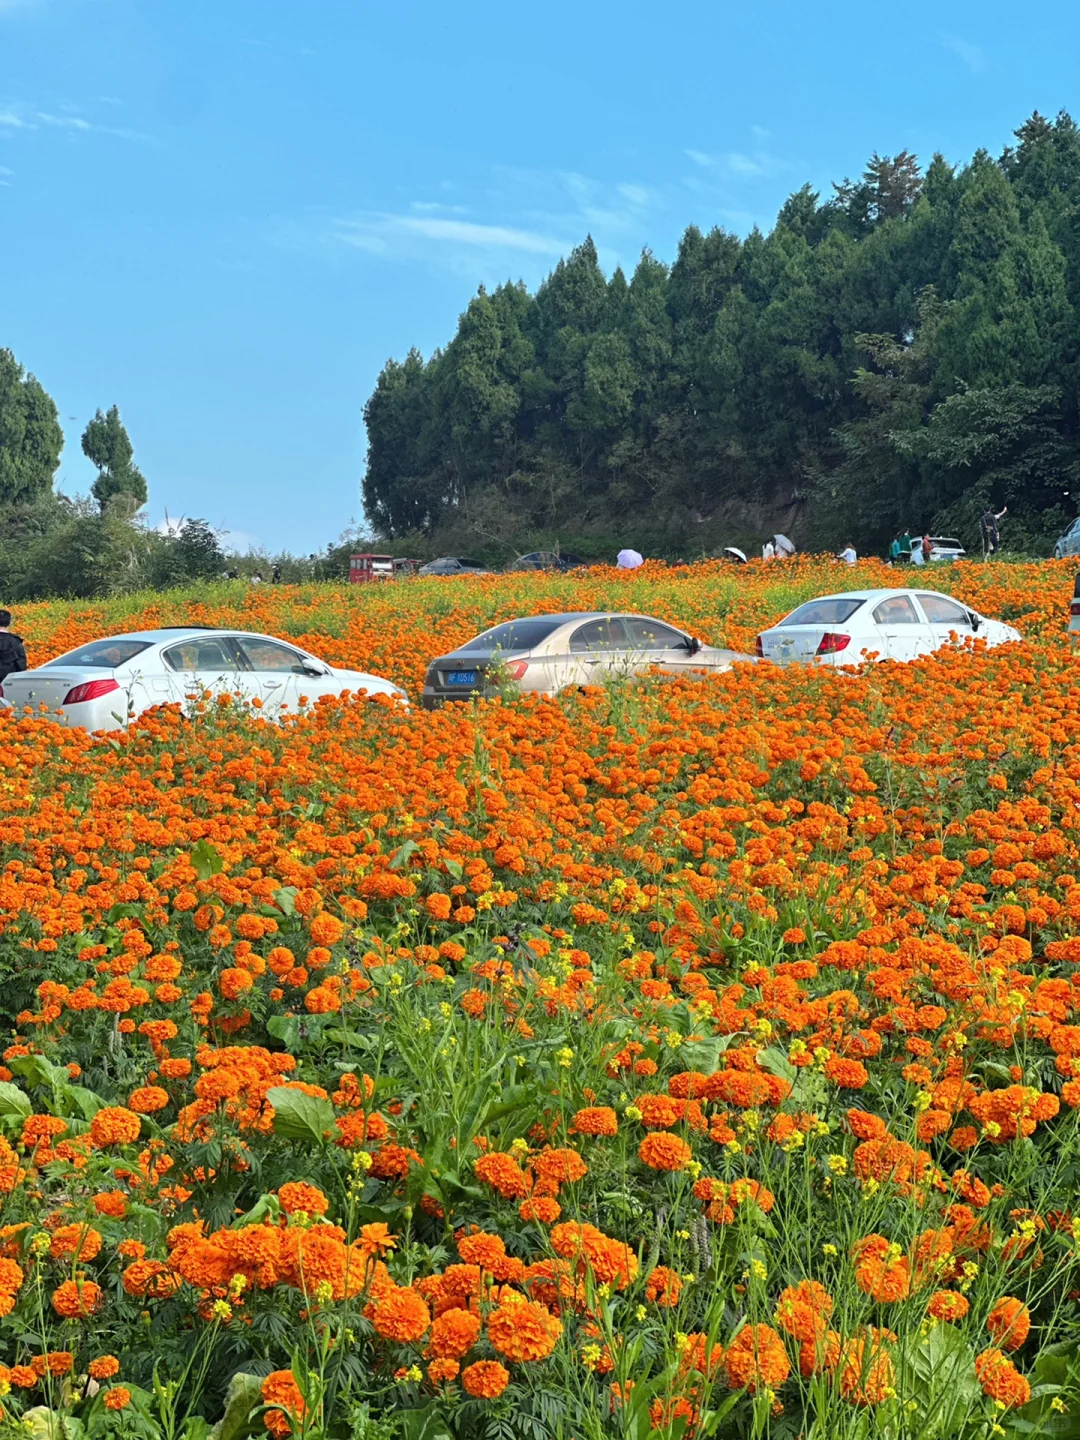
left=1054, top=519, right=1080, bottom=560
left=504, top=551, right=585, bottom=573
left=1069, top=573, right=1080, bottom=633
left=0, top=627, right=407, bottom=731
left=755, top=589, right=1020, bottom=666
left=418, top=557, right=491, bottom=577
left=422, top=612, right=755, bottom=708
left=911, top=536, right=966, bottom=564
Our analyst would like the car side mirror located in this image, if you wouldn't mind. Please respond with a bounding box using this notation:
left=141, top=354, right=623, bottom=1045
left=686, top=636, right=701, bottom=655
left=302, top=663, right=327, bottom=677
left=968, top=612, right=981, bottom=632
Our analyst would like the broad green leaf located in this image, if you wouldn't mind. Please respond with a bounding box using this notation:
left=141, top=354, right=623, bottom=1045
left=273, top=886, right=298, bottom=917
left=208, top=1373, right=263, bottom=1440
left=266, top=1086, right=335, bottom=1144
left=679, top=1034, right=737, bottom=1073
left=9, top=1053, right=70, bottom=1089
left=0, top=1081, right=31, bottom=1122
left=389, top=839, right=419, bottom=871
left=190, top=839, right=224, bottom=880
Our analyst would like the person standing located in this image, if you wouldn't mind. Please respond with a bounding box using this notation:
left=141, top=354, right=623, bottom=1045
left=271, top=563, right=282, bottom=584
left=898, top=530, right=913, bottom=564
left=762, top=539, right=775, bottom=561
left=888, top=534, right=901, bottom=564
left=980, top=506, right=1007, bottom=557
left=922, top=533, right=933, bottom=564
left=0, top=610, right=27, bottom=682
left=839, top=542, right=857, bottom=565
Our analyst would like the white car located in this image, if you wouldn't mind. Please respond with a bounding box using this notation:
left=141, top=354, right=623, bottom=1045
left=911, top=536, right=965, bottom=564
left=756, top=589, right=1020, bottom=666
left=0, top=627, right=406, bottom=731
left=1054, top=519, right=1080, bottom=560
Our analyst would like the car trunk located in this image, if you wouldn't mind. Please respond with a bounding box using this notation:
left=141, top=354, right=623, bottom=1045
left=1, top=670, right=96, bottom=709
left=428, top=654, right=496, bottom=697
left=758, top=627, right=832, bottom=663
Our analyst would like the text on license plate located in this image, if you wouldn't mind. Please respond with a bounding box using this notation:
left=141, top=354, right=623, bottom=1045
left=447, top=670, right=477, bottom=686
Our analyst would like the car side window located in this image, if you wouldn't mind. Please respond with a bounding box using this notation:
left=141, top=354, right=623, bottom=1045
left=570, top=618, right=631, bottom=653
left=163, top=638, right=242, bottom=672
left=623, top=618, right=688, bottom=650
left=919, top=594, right=971, bottom=626
left=236, top=638, right=309, bottom=673
left=872, top=596, right=920, bottom=625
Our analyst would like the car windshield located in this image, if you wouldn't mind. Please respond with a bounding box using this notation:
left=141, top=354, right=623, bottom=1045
left=457, top=619, right=565, bottom=654
left=43, top=639, right=153, bottom=669
left=932, top=538, right=963, bottom=549
left=782, top=597, right=865, bottom=626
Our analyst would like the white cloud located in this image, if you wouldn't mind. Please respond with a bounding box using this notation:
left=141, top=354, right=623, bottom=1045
left=941, top=34, right=985, bottom=72
left=339, top=214, right=566, bottom=257
left=751, top=124, right=771, bottom=140
left=0, top=109, right=29, bottom=127
left=0, top=164, right=12, bottom=174
left=683, top=146, right=787, bottom=179
left=38, top=112, right=91, bottom=130
left=617, top=182, right=649, bottom=206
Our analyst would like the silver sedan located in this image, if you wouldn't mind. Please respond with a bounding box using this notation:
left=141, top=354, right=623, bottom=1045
left=422, top=612, right=755, bottom=708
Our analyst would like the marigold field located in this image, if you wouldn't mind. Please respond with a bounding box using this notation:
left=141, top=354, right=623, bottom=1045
left=5, top=557, right=1080, bottom=1440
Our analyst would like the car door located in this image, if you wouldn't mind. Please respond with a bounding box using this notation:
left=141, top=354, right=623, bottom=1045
left=916, top=593, right=976, bottom=651
left=622, top=616, right=697, bottom=678
left=1067, top=520, right=1080, bottom=557
left=871, top=595, right=933, bottom=661
left=161, top=636, right=251, bottom=710
left=231, top=636, right=312, bottom=714
left=568, top=617, right=632, bottom=686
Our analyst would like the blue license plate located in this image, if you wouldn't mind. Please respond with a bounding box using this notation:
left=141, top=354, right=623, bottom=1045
left=447, top=670, right=477, bottom=686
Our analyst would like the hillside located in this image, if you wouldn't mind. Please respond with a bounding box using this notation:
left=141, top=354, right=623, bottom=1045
left=363, top=113, right=1080, bottom=562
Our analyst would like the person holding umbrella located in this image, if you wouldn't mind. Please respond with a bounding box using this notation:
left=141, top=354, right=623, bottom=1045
left=616, top=548, right=644, bottom=570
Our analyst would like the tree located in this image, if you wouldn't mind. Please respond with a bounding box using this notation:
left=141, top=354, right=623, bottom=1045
left=174, top=518, right=225, bottom=579
left=0, top=348, right=63, bottom=506
left=82, top=405, right=148, bottom=511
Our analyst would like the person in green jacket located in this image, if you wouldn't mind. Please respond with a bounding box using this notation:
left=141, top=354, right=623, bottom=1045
left=888, top=534, right=901, bottom=563
left=898, top=531, right=913, bottom=563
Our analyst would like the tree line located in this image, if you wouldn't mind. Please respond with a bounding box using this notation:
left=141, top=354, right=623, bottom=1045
left=362, top=112, right=1080, bottom=558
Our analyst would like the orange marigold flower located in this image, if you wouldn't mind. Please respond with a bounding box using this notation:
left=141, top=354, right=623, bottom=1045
left=128, top=1086, right=169, bottom=1114
left=927, top=1290, right=969, bottom=1322
left=89, top=1356, right=120, bottom=1380
left=987, top=1297, right=1030, bottom=1352
left=427, top=1357, right=460, bottom=1384
left=50, top=1224, right=102, bottom=1263
left=278, top=1182, right=329, bottom=1217
left=428, top=1307, right=481, bottom=1360
left=372, top=1286, right=431, bottom=1342
left=725, top=1324, right=790, bottom=1394
left=519, top=1196, right=561, bottom=1224
left=89, top=1106, right=141, bottom=1148
left=645, top=1266, right=683, bottom=1307
left=457, top=1231, right=508, bottom=1271
left=638, top=1132, right=693, bottom=1171
left=487, top=1295, right=562, bottom=1362
left=104, top=1387, right=131, bottom=1411
left=474, top=1151, right=529, bottom=1199
left=261, top=1369, right=305, bottom=1437
left=975, top=1348, right=1031, bottom=1408
left=571, top=1106, right=618, bottom=1137
left=461, top=1359, right=510, bottom=1399
left=51, top=1278, right=103, bottom=1318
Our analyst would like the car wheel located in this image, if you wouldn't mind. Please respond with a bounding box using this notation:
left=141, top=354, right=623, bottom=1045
left=1055, top=546, right=1063, bottom=560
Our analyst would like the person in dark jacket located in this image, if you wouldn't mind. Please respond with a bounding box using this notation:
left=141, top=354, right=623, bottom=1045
left=0, top=610, right=27, bottom=682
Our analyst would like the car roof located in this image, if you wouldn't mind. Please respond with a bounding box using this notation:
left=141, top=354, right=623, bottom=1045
left=793, top=589, right=916, bottom=605
left=70, top=627, right=286, bottom=645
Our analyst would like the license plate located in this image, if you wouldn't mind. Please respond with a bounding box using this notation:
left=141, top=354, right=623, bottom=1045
left=446, top=670, right=477, bottom=686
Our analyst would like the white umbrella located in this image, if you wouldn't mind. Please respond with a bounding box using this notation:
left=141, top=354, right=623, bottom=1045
left=616, top=549, right=644, bottom=569
left=773, top=533, right=796, bottom=556
left=723, top=547, right=748, bottom=564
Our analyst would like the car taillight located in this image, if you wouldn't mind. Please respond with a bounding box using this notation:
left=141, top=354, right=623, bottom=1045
left=62, top=678, right=121, bottom=705
left=754, top=636, right=764, bottom=657
left=503, top=660, right=529, bottom=681
left=816, top=632, right=851, bottom=655
left=1070, top=600, right=1080, bottom=617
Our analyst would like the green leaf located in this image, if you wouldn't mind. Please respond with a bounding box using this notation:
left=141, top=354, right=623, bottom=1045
left=266, top=1086, right=335, bottom=1144
left=208, top=1373, right=264, bottom=1440
left=60, top=1084, right=108, bottom=1121
left=0, top=1081, right=31, bottom=1122
left=679, top=1034, right=737, bottom=1073
left=190, top=839, right=224, bottom=881
left=400, top=1404, right=453, bottom=1440
left=20, top=1409, right=86, bottom=1440
left=9, top=1053, right=70, bottom=1089
left=233, top=1193, right=282, bottom=1229
left=104, top=902, right=143, bottom=924
left=273, top=886, right=298, bottom=917
left=389, top=839, right=419, bottom=871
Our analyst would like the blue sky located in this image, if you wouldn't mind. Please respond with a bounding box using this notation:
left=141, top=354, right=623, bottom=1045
left=1, top=0, right=1076, bottom=553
